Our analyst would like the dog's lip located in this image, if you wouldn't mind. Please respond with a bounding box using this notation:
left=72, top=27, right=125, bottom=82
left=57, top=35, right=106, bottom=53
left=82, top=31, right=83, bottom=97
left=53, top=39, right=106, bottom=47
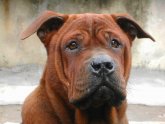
left=69, top=85, right=98, bottom=104
left=69, top=83, right=109, bottom=104
left=70, top=80, right=125, bottom=104
left=69, top=84, right=110, bottom=110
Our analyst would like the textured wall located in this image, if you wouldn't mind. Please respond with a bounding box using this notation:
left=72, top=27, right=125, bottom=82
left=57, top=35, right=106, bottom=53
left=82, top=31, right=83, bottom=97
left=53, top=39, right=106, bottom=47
left=0, top=0, right=164, bottom=69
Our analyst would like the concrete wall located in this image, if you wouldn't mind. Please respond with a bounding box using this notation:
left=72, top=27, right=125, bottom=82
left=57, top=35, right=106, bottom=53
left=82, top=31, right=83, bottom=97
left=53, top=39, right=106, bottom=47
left=0, top=0, right=164, bottom=70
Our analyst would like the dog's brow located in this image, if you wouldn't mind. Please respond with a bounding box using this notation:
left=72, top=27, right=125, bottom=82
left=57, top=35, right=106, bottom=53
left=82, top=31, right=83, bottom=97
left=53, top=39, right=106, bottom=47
left=84, top=14, right=94, bottom=37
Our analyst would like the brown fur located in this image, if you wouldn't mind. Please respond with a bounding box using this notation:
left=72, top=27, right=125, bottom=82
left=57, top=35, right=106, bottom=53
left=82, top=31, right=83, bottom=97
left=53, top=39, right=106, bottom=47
left=21, top=11, right=154, bottom=124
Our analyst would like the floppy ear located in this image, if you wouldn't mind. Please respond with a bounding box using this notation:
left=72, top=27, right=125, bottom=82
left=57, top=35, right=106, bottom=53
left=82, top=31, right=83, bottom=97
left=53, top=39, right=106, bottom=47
left=112, top=14, right=155, bottom=42
left=20, top=11, right=68, bottom=47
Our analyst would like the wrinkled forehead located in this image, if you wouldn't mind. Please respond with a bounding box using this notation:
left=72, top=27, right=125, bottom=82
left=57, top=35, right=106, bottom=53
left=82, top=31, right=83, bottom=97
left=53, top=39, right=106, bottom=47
left=64, top=14, right=119, bottom=34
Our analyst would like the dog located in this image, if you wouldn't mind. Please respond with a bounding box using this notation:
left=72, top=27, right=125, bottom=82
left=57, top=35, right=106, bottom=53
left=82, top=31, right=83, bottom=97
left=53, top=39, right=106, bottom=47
left=20, top=11, right=154, bottom=124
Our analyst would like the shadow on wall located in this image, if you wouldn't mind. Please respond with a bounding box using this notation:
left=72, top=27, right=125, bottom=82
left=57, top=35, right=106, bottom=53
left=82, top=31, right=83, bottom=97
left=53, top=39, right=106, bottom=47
left=0, top=0, right=164, bottom=70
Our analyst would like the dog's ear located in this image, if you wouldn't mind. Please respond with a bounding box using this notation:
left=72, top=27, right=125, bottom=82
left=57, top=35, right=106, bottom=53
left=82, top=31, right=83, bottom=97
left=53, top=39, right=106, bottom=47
left=112, top=14, right=155, bottom=42
left=20, top=11, right=68, bottom=46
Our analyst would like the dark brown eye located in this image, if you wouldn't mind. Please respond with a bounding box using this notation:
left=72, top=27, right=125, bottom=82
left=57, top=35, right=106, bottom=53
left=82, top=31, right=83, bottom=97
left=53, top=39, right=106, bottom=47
left=110, top=39, right=121, bottom=48
left=67, top=41, right=79, bottom=50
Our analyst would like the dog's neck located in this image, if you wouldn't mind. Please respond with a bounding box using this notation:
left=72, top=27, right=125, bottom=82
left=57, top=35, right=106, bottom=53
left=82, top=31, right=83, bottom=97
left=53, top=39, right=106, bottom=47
left=75, top=106, right=109, bottom=124
left=74, top=102, right=127, bottom=124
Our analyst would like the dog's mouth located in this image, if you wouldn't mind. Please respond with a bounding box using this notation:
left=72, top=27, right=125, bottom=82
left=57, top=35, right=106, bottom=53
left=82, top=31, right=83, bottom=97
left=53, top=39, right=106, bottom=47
left=70, top=81, right=126, bottom=110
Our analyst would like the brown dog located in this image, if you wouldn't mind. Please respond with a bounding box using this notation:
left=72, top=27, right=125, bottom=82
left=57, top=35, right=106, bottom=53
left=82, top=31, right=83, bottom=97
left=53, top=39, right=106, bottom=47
left=20, top=11, right=154, bottom=124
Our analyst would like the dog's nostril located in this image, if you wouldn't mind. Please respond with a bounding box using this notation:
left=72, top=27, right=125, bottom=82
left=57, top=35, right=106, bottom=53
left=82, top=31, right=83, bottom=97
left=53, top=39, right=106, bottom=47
left=91, top=61, right=115, bottom=75
left=90, top=55, right=115, bottom=75
left=105, top=62, right=113, bottom=70
left=91, top=63, right=101, bottom=71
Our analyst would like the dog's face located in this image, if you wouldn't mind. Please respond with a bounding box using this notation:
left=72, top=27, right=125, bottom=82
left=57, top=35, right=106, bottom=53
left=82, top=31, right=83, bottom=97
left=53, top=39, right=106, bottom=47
left=59, top=14, right=129, bottom=109
left=21, top=11, right=154, bottom=110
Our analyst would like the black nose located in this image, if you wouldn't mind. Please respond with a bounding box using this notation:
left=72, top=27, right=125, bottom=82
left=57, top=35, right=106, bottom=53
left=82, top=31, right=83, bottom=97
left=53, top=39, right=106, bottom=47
left=90, top=55, right=115, bottom=75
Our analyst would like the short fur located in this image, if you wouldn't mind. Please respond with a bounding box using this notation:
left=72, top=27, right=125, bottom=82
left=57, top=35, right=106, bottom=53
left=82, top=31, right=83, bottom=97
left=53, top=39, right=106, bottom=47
left=21, top=11, right=154, bottom=124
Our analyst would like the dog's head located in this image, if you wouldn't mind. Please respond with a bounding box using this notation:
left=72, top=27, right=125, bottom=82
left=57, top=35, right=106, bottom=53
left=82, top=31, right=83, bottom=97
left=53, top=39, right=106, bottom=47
left=21, top=11, right=154, bottom=110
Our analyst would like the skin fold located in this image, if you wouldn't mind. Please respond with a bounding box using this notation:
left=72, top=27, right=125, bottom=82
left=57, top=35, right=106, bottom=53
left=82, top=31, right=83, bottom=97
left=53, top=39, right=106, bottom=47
left=20, top=11, right=154, bottom=124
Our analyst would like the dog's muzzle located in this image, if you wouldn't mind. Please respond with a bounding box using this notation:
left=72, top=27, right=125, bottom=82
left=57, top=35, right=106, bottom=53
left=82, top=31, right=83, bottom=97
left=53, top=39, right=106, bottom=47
left=71, top=54, right=125, bottom=110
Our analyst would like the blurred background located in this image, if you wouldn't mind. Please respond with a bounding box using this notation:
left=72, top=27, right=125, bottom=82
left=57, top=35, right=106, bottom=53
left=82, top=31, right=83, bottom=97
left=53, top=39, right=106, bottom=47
left=0, top=0, right=165, bottom=69
left=0, top=0, right=165, bottom=124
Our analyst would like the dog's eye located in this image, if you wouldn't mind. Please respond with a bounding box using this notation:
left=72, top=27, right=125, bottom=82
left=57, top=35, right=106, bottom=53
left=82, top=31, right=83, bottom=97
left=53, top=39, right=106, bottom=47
left=110, top=39, right=121, bottom=48
left=67, top=41, right=79, bottom=50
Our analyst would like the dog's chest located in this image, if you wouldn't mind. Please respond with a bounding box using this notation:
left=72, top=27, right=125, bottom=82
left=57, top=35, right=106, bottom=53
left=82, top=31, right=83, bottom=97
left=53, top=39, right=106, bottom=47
left=88, top=120, right=107, bottom=124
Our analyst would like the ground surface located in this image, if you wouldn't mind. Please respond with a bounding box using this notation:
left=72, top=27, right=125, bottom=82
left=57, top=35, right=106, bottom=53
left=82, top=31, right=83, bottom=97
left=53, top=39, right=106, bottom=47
left=0, top=64, right=165, bottom=123
left=0, top=104, right=165, bottom=123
